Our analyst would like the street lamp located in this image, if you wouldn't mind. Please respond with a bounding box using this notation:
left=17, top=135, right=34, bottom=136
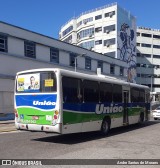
left=75, top=53, right=86, bottom=72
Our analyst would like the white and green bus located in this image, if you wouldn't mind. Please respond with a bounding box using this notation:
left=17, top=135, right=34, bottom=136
left=14, top=68, right=150, bottom=135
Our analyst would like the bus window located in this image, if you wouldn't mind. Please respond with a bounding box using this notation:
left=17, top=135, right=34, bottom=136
left=62, top=77, right=82, bottom=103
left=139, top=89, right=145, bottom=102
left=131, top=87, right=139, bottom=102
left=83, top=80, right=99, bottom=103
left=16, top=71, right=57, bottom=93
left=100, top=82, right=112, bottom=103
left=113, top=84, right=122, bottom=103
left=40, top=72, right=57, bottom=92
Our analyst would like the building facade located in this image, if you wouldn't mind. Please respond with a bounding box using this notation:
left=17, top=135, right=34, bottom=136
left=59, top=3, right=137, bottom=83
left=0, top=21, right=128, bottom=114
left=137, top=27, right=160, bottom=100
left=59, top=3, right=160, bottom=98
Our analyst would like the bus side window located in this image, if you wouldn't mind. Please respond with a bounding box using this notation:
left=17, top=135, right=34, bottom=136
left=131, top=87, right=139, bottom=103
left=100, top=82, right=112, bottom=103
left=83, top=80, right=99, bottom=103
left=113, top=84, right=122, bottom=103
left=62, top=76, right=82, bottom=103
left=139, top=89, right=145, bottom=102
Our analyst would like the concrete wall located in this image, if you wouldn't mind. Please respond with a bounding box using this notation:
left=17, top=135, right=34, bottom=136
left=0, top=21, right=128, bottom=116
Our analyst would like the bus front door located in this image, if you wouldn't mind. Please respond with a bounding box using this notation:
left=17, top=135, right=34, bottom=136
left=123, top=91, right=129, bottom=125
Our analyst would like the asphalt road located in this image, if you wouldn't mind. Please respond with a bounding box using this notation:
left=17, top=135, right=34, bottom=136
left=0, top=118, right=160, bottom=168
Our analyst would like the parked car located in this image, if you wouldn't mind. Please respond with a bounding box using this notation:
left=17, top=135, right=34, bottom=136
left=152, top=106, right=160, bottom=120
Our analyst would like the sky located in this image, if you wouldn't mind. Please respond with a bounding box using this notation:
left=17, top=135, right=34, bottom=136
left=0, top=0, right=160, bottom=39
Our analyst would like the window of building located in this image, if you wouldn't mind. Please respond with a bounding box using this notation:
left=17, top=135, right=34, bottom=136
left=70, top=53, right=76, bottom=67
left=64, top=35, right=72, bottom=43
left=83, top=17, right=93, bottom=24
left=153, top=45, right=160, bottom=49
left=104, top=51, right=115, bottom=58
left=95, top=27, right=102, bottom=32
left=120, top=67, right=124, bottom=76
left=142, top=54, right=151, bottom=58
left=0, top=33, right=8, bottom=52
left=24, top=41, right=36, bottom=58
left=77, top=21, right=82, bottom=27
left=79, top=40, right=94, bottom=50
left=104, top=11, right=115, bottom=17
left=141, top=43, right=151, bottom=48
left=153, top=34, right=160, bottom=39
left=103, top=25, right=115, bottom=33
left=138, top=53, right=151, bottom=57
left=95, top=15, right=102, bottom=20
left=95, top=40, right=102, bottom=45
left=98, top=61, right=103, bottom=72
left=100, top=82, right=112, bottom=103
left=83, top=80, right=99, bottom=102
left=62, top=26, right=73, bottom=37
left=113, top=84, right=122, bottom=103
left=153, top=55, right=160, bottom=58
left=137, top=53, right=141, bottom=57
left=78, top=27, right=94, bottom=39
left=137, top=43, right=140, bottom=46
left=85, top=58, right=91, bottom=70
left=141, top=33, right=151, bottom=38
left=137, top=73, right=140, bottom=77
left=137, top=32, right=140, bottom=36
left=104, top=38, right=115, bottom=47
left=110, top=64, right=115, bottom=74
left=50, top=48, right=59, bottom=63
left=62, top=77, right=82, bottom=103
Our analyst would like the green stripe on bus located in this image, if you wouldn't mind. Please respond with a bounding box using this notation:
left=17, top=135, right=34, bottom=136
left=128, top=107, right=143, bottom=116
left=17, top=107, right=54, bottom=125
left=63, top=107, right=142, bottom=125
left=63, top=111, right=123, bottom=125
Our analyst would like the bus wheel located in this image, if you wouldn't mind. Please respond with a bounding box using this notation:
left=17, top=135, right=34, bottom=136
left=139, top=112, right=144, bottom=123
left=101, top=118, right=110, bottom=136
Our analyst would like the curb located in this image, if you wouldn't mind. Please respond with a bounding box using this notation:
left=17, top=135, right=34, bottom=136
left=0, top=121, right=15, bottom=124
left=0, top=129, right=17, bottom=133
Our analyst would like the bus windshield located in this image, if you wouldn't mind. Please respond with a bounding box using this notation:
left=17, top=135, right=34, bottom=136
left=16, top=71, right=57, bottom=93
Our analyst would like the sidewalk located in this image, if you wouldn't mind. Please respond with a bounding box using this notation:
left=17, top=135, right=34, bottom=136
left=0, top=120, right=17, bottom=133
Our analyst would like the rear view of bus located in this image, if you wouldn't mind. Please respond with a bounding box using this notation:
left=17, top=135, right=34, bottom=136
left=14, top=69, right=61, bottom=133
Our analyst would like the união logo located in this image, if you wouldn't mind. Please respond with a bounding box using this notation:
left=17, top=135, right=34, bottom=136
left=33, top=101, right=56, bottom=106
left=95, top=104, right=123, bottom=114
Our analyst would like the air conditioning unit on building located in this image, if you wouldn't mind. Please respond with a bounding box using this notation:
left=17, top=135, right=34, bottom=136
left=106, top=44, right=110, bottom=47
left=106, top=30, right=110, bottom=34
left=109, top=12, right=114, bottom=18
left=90, top=47, right=94, bottom=51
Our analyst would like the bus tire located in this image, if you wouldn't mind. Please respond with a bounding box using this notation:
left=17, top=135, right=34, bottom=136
left=154, top=118, right=157, bottom=120
left=139, top=112, right=144, bottom=123
left=101, top=117, right=110, bottom=136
